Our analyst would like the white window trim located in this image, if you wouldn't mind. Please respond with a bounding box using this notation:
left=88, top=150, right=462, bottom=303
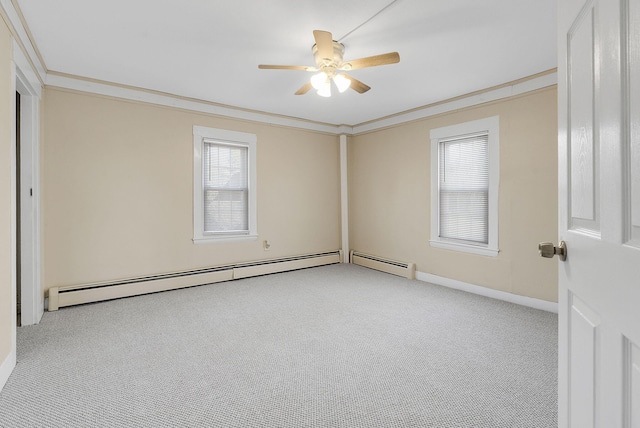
left=193, top=126, right=257, bottom=243
left=429, top=116, right=499, bottom=257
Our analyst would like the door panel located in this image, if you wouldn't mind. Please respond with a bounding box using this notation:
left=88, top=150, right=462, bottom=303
left=569, top=295, right=600, bottom=428
left=568, top=2, right=599, bottom=232
left=559, top=0, right=640, bottom=426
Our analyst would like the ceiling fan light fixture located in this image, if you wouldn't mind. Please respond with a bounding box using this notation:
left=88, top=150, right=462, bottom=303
left=258, top=30, right=400, bottom=97
left=333, top=73, right=351, bottom=93
left=317, top=82, right=332, bottom=97
left=310, top=72, right=329, bottom=90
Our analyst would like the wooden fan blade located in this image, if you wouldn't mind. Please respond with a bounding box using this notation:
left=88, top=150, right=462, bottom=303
left=259, top=64, right=315, bottom=71
left=295, top=81, right=313, bottom=95
left=313, top=30, right=334, bottom=60
left=343, top=74, right=371, bottom=94
left=342, top=52, right=400, bottom=70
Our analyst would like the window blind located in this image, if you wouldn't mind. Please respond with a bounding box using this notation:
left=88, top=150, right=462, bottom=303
left=439, top=133, right=489, bottom=244
left=203, top=142, right=249, bottom=233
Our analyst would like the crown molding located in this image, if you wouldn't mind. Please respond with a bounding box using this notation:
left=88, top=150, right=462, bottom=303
left=46, top=73, right=344, bottom=135
left=0, top=0, right=46, bottom=84
left=351, top=71, right=558, bottom=134
left=46, top=71, right=557, bottom=136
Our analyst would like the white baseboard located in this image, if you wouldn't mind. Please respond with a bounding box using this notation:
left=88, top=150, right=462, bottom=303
left=0, top=350, right=16, bottom=392
left=415, top=271, right=558, bottom=313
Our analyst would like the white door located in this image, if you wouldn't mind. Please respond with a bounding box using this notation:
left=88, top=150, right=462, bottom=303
left=558, top=0, right=640, bottom=426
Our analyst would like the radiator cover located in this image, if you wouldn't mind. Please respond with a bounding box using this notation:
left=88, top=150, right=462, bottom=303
left=350, top=251, right=415, bottom=279
left=47, top=251, right=342, bottom=311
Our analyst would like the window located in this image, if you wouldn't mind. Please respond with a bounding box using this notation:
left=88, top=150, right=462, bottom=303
left=430, top=116, right=499, bottom=256
left=193, top=126, right=257, bottom=242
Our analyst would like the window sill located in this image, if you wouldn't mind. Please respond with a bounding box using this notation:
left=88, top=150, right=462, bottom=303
left=429, top=239, right=499, bottom=257
left=193, top=234, right=258, bottom=244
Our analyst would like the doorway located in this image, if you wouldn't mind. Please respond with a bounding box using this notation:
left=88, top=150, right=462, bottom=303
left=15, top=92, right=21, bottom=327
left=14, top=68, right=43, bottom=327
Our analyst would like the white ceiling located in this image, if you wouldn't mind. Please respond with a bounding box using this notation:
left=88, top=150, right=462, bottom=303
left=16, top=0, right=557, bottom=126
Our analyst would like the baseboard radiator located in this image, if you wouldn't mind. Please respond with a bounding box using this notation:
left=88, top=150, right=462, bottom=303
left=47, top=251, right=342, bottom=311
left=350, top=250, right=415, bottom=280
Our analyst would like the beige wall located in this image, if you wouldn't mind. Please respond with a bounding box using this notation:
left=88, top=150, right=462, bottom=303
left=43, top=88, right=341, bottom=290
left=349, top=87, right=558, bottom=302
left=43, top=84, right=557, bottom=302
left=0, top=17, right=13, bottom=363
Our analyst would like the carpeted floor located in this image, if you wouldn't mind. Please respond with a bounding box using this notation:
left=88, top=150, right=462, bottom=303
left=0, top=264, right=557, bottom=427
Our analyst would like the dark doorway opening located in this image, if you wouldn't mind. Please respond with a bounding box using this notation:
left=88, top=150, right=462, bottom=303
left=16, top=91, right=21, bottom=327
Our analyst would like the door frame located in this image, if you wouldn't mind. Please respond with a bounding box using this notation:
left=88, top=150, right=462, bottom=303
left=12, top=39, right=43, bottom=327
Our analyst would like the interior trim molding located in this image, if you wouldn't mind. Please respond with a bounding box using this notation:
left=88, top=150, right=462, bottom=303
left=0, top=0, right=46, bottom=83
left=352, top=71, right=558, bottom=134
left=14, top=48, right=44, bottom=326
left=0, top=346, right=16, bottom=392
left=12, top=39, right=42, bottom=98
left=340, top=135, right=349, bottom=262
left=45, top=71, right=557, bottom=136
left=46, top=73, right=342, bottom=135
left=416, top=271, right=559, bottom=313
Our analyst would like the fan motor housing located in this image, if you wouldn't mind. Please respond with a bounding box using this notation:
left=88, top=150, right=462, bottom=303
left=312, top=40, right=345, bottom=69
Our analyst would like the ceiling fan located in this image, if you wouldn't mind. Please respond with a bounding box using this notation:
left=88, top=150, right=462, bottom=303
left=258, top=30, right=400, bottom=97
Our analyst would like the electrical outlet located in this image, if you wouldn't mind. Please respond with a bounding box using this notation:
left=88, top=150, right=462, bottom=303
left=263, top=240, right=271, bottom=251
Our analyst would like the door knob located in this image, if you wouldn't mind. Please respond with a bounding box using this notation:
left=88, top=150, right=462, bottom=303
left=538, top=241, right=567, bottom=261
